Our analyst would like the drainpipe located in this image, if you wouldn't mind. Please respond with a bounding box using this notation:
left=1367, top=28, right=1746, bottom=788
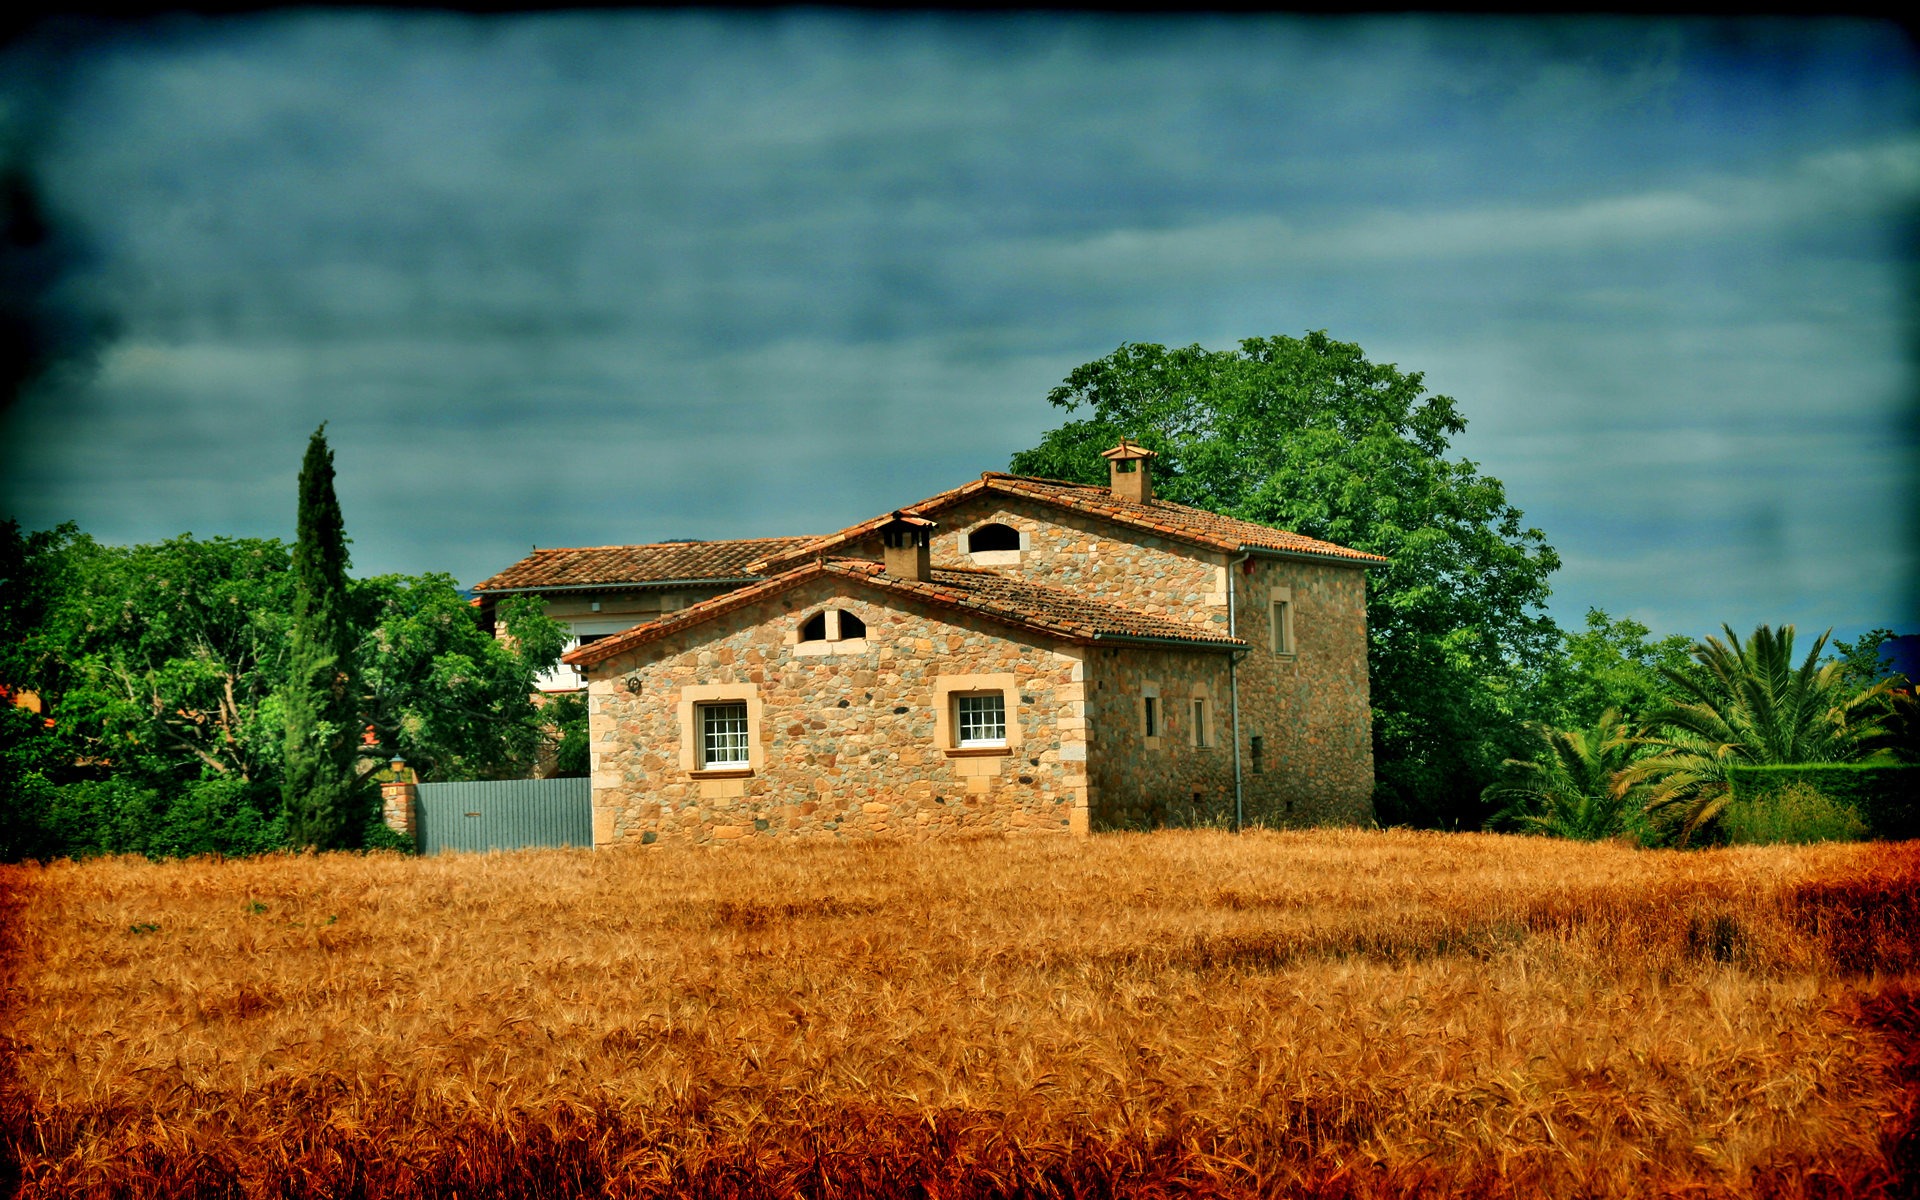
left=1228, top=552, right=1250, bottom=833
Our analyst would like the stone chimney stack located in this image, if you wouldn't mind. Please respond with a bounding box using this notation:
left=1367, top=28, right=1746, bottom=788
left=1101, top=439, right=1157, bottom=504
left=879, top=512, right=935, bottom=581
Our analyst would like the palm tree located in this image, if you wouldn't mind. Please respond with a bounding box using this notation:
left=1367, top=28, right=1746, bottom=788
left=1628, top=623, right=1896, bottom=844
left=1484, top=709, right=1640, bottom=841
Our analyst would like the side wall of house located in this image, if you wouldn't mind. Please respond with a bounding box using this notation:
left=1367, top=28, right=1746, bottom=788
left=1230, top=555, right=1375, bottom=826
left=585, top=575, right=1089, bottom=847
left=836, top=497, right=1375, bottom=828
left=1082, top=646, right=1237, bottom=830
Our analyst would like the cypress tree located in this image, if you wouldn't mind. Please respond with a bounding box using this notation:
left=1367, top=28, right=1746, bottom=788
left=282, top=423, right=361, bottom=848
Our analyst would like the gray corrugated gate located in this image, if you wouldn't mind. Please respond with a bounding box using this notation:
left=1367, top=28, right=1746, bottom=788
left=416, top=778, right=592, bottom=854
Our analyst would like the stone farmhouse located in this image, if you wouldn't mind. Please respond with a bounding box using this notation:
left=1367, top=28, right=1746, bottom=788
left=474, top=444, right=1385, bottom=847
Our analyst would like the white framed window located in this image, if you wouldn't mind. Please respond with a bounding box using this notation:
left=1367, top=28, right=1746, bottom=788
left=1270, top=585, right=1295, bottom=655
left=934, top=672, right=1020, bottom=755
left=677, top=684, right=763, bottom=774
left=955, top=692, right=1007, bottom=747
left=699, top=702, right=750, bottom=768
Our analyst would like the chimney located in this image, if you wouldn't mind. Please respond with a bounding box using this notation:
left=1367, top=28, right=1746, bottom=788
left=879, top=511, right=935, bottom=581
left=1101, top=439, right=1157, bottom=504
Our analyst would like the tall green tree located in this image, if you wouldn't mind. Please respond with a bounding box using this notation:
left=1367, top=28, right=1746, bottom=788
left=1628, top=623, right=1897, bottom=844
left=282, top=425, right=362, bottom=849
left=47, top=533, right=294, bottom=787
left=1517, top=608, right=1696, bottom=732
left=354, top=580, right=569, bottom=782
left=1010, top=332, right=1561, bottom=827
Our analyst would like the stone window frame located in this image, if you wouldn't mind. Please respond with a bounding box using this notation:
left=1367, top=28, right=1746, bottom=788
left=791, top=607, right=871, bottom=658
left=1141, top=680, right=1162, bottom=749
left=678, top=682, right=764, bottom=777
left=934, top=672, right=1021, bottom=758
left=1269, top=585, right=1296, bottom=657
left=1189, top=684, right=1214, bottom=749
left=965, top=520, right=1027, bottom=567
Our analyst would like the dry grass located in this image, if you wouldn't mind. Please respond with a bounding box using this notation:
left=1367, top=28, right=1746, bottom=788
left=2, top=829, right=1916, bottom=1198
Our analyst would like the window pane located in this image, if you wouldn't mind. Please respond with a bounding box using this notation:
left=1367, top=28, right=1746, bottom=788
left=701, top=702, right=750, bottom=766
left=1144, top=696, right=1158, bottom=738
left=800, top=612, right=827, bottom=642
left=838, top=611, right=865, bottom=639
left=956, top=693, right=1006, bottom=745
left=1192, top=698, right=1207, bottom=746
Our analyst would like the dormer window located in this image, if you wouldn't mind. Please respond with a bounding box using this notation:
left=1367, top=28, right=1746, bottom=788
left=797, top=609, right=867, bottom=650
left=966, top=521, right=1023, bottom=565
left=967, top=523, right=1021, bottom=553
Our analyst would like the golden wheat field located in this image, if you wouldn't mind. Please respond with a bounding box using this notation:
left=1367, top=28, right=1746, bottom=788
left=1, top=830, right=1917, bottom=1199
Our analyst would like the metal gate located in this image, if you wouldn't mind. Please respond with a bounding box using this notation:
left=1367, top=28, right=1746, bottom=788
left=416, top=777, right=592, bottom=854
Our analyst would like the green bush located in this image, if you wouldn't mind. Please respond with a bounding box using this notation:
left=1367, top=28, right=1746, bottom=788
left=1727, top=763, right=1919, bottom=841
left=1721, top=781, right=1869, bottom=845
left=360, top=819, right=417, bottom=854
left=34, top=777, right=286, bottom=860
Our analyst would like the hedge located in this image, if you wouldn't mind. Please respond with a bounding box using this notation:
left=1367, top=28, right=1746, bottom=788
left=1726, top=763, right=1919, bottom=841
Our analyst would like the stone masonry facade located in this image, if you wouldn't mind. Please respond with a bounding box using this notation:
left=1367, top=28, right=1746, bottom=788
left=834, top=494, right=1233, bottom=625
left=553, top=450, right=1379, bottom=848
left=587, top=574, right=1093, bottom=847
left=1230, top=555, right=1374, bottom=825
left=895, top=495, right=1375, bottom=829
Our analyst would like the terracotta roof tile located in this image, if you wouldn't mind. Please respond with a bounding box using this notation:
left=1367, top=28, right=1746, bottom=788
left=748, top=473, right=1386, bottom=574
left=473, top=536, right=820, bottom=593
left=565, top=558, right=1243, bottom=669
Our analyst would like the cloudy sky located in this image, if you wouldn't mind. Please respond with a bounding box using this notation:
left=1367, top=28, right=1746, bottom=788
left=2, top=13, right=1915, bottom=643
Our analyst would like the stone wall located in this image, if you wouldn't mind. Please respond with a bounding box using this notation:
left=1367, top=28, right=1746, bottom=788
left=585, top=574, right=1090, bottom=848
left=1230, top=555, right=1375, bottom=826
left=1082, top=646, right=1237, bottom=830
left=839, top=494, right=1233, bottom=626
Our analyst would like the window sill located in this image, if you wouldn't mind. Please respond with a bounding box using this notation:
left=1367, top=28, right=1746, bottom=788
left=689, top=767, right=754, bottom=779
left=944, top=746, right=1012, bottom=758
left=1272, top=652, right=1297, bottom=661
left=793, top=638, right=869, bottom=657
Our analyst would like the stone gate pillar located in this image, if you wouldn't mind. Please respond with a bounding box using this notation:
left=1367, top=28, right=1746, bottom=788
left=380, top=757, right=420, bottom=846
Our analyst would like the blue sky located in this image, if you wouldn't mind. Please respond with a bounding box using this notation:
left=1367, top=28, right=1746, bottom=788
left=2, top=13, right=1915, bottom=643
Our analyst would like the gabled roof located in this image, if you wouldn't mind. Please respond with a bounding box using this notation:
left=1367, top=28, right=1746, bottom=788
left=746, top=473, right=1386, bottom=574
left=563, top=558, right=1245, bottom=670
left=473, top=536, right=820, bottom=593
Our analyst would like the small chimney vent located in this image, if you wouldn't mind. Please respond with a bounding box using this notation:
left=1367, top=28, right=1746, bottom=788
left=1101, top=439, right=1157, bottom=504
left=879, top=511, right=936, bottom=581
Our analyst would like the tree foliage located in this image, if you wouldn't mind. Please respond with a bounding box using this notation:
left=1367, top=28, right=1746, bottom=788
left=0, top=521, right=570, bottom=859
left=51, top=533, right=294, bottom=787
left=1010, top=332, right=1561, bottom=827
left=1483, top=709, right=1642, bottom=842
left=1827, top=627, right=1901, bottom=692
left=283, top=425, right=362, bottom=849
left=1518, top=608, right=1696, bottom=733
left=1629, top=624, right=1897, bottom=844
left=357, top=581, right=568, bottom=783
